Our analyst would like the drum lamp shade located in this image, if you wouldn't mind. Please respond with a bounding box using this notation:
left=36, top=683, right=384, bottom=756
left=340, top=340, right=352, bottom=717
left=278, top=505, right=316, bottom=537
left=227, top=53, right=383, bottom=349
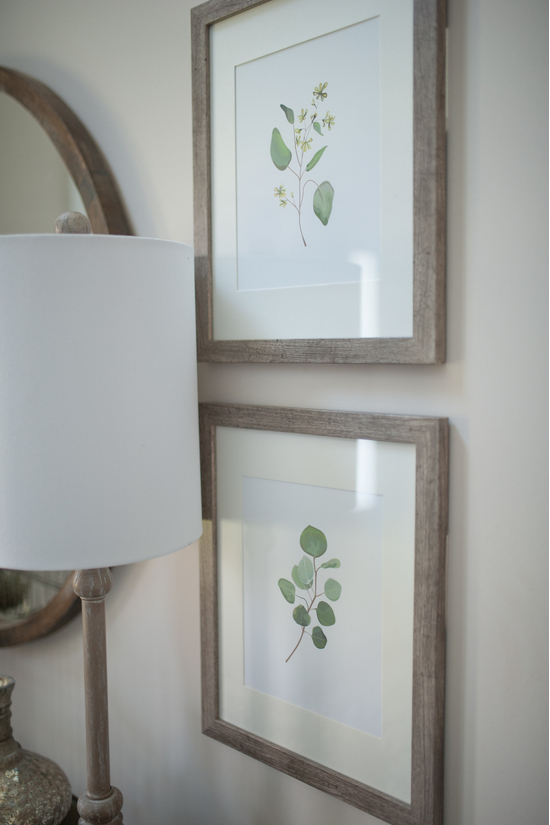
left=0, top=234, right=202, bottom=571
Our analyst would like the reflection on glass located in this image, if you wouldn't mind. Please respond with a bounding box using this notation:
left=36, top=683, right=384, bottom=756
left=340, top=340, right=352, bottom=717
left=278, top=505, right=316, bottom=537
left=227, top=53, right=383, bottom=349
left=0, top=92, right=86, bottom=235
left=0, top=570, right=71, bottom=625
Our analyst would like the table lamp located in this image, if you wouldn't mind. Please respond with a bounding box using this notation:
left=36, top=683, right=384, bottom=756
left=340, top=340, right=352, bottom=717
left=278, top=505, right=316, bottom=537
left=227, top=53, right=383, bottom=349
left=0, top=214, right=202, bottom=825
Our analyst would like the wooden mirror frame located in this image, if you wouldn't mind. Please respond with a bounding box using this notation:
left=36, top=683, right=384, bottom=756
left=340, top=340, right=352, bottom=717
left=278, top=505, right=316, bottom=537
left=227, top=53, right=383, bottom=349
left=0, top=66, right=132, bottom=645
left=0, top=66, right=132, bottom=235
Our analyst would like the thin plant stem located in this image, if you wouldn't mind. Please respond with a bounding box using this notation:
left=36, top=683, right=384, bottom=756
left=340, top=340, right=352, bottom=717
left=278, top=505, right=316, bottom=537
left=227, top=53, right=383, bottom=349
left=286, top=627, right=305, bottom=663
left=286, top=558, right=320, bottom=660
left=274, top=89, right=333, bottom=254
left=301, top=178, right=319, bottom=207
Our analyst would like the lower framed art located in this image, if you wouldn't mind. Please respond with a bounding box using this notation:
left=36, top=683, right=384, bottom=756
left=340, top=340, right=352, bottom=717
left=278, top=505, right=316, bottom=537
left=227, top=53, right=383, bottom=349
left=199, top=404, right=449, bottom=825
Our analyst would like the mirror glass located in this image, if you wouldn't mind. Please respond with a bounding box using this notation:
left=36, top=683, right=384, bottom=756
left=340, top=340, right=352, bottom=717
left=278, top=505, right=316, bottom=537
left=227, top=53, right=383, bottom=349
left=0, top=92, right=86, bottom=234
left=0, top=570, right=72, bottom=626
left=0, top=92, right=82, bottom=627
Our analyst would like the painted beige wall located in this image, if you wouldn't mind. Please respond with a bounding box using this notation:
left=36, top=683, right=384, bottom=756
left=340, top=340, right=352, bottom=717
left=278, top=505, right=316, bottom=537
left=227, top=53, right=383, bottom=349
left=0, top=1, right=547, bottom=824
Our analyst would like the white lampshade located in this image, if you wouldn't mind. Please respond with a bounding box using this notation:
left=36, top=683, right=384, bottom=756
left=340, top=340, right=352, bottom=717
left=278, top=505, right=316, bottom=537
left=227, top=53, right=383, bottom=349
left=0, top=234, right=202, bottom=571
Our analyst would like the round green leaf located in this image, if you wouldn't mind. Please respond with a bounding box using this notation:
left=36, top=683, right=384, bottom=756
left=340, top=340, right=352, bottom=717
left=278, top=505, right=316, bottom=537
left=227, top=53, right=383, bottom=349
left=300, top=525, right=327, bottom=558
left=278, top=578, right=295, bottom=603
left=324, top=578, right=341, bottom=602
left=305, top=145, right=327, bottom=171
left=270, top=128, right=292, bottom=170
left=320, top=558, right=341, bottom=569
left=312, top=121, right=324, bottom=136
left=313, top=181, right=334, bottom=226
left=280, top=104, right=295, bottom=124
left=316, top=600, right=335, bottom=626
left=293, top=604, right=311, bottom=627
left=297, top=556, right=314, bottom=588
left=292, top=565, right=309, bottom=591
left=312, top=626, right=327, bottom=649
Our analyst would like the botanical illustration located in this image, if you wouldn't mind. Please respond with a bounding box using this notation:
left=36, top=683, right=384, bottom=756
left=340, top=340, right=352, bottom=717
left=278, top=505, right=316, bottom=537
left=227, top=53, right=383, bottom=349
left=270, top=83, right=336, bottom=246
left=278, top=525, right=342, bottom=662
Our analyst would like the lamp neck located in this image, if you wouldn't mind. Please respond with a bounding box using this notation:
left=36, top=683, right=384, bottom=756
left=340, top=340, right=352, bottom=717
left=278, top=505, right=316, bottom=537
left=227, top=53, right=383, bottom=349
left=73, top=568, right=113, bottom=601
left=73, top=568, right=123, bottom=825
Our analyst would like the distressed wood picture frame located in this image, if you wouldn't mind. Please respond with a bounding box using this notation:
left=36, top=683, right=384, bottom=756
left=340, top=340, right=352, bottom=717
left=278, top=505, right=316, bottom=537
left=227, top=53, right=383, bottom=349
left=199, top=403, right=449, bottom=824
left=192, top=0, right=446, bottom=363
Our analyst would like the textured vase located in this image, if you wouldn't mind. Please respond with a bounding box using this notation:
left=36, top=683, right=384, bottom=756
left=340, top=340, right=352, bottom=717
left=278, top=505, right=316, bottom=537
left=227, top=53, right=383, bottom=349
left=0, top=676, right=72, bottom=825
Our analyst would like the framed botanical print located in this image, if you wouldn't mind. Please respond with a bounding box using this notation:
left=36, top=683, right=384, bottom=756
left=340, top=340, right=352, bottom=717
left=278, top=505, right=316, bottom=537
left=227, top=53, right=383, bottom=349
left=199, top=403, right=449, bottom=824
left=192, top=0, right=446, bottom=363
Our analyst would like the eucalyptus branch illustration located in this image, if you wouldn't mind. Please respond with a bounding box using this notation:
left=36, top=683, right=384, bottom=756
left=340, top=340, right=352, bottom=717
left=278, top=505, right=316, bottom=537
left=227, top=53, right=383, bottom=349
left=270, top=82, right=336, bottom=246
left=278, top=525, right=342, bottom=662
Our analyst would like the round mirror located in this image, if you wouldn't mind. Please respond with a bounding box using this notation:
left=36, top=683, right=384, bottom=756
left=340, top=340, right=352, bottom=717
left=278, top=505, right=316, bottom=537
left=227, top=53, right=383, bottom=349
left=0, top=67, right=132, bottom=646
left=0, top=92, right=87, bottom=232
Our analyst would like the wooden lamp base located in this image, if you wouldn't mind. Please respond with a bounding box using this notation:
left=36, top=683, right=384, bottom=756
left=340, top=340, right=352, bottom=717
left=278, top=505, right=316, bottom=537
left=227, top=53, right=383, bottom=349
left=73, top=569, right=123, bottom=825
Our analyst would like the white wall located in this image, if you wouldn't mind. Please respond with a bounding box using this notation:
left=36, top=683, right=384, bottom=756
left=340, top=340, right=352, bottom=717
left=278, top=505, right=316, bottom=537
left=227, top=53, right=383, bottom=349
left=0, top=1, right=547, bottom=824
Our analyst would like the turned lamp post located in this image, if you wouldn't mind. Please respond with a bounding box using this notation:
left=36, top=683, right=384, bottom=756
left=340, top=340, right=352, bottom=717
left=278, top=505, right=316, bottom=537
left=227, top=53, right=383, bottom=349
left=0, top=214, right=202, bottom=825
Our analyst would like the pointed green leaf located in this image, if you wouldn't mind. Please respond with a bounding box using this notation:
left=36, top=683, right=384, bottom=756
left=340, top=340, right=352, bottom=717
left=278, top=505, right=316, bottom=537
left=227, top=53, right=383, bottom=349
left=293, top=604, right=311, bottom=627
left=324, top=578, right=341, bottom=602
left=270, top=128, right=292, bottom=170
left=312, top=626, right=327, bottom=649
left=316, top=600, right=335, bottom=626
left=297, top=556, right=314, bottom=588
left=313, top=121, right=324, bottom=136
left=305, top=145, right=327, bottom=172
left=278, top=578, right=295, bottom=603
left=313, top=181, right=334, bottom=226
left=292, top=565, right=309, bottom=591
left=320, top=558, right=341, bottom=569
left=280, top=104, right=295, bottom=124
left=300, top=525, right=327, bottom=558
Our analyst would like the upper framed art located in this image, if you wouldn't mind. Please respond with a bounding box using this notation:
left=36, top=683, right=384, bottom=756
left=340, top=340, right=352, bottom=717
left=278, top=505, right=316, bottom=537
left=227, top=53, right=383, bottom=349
left=191, top=0, right=447, bottom=363
left=199, top=403, right=449, bottom=824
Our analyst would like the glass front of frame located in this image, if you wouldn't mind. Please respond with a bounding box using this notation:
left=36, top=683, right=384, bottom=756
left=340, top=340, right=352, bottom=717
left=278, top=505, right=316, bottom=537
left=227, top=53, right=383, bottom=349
left=216, top=426, right=416, bottom=803
left=210, top=0, right=413, bottom=341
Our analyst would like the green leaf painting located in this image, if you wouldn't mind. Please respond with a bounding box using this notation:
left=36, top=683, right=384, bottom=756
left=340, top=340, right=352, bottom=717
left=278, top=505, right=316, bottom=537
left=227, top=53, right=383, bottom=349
left=278, top=578, right=295, bottom=603
left=300, top=524, right=327, bottom=558
left=291, top=564, right=310, bottom=590
left=270, top=83, right=336, bottom=245
left=270, top=128, right=292, bottom=171
left=305, top=145, right=327, bottom=172
left=297, top=555, right=314, bottom=588
left=293, top=604, right=311, bottom=626
left=279, top=525, right=343, bottom=662
left=313, top=181, right=334, bottom=226
left=280, top=104, right=295, bottom=124
left=324, top=578, right=342, bottom=601
left=316, top=600, right=336, bottom=626
left=312, top=626, right=327, bottom=649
